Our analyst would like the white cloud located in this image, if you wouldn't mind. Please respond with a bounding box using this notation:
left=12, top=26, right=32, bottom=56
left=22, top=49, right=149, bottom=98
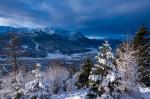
left=0, top=17, right=43, bottom=28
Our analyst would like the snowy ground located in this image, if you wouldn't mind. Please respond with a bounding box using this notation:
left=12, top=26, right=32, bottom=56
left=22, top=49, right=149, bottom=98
left=19, top=48, right=97, bottom=60
left=46, top=52, right=72, bottom=59
left=52, top=87, right=150, bottom=99
left=52, top=89, right=89, bottom=99
left=120, top=87, right=150, bottom=99
left=140, top=87, right=150, bottom=99
left=0, top=48, right=97, bottom=62
left=46, top=48, right=97, bottom=60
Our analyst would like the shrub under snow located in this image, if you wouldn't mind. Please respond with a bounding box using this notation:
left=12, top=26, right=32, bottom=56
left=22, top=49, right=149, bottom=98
left=23, top=63, right=51, bottom=98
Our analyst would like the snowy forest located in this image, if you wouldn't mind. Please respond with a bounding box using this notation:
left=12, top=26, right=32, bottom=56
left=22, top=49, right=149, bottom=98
left=0, top=26, right=149, bottom=99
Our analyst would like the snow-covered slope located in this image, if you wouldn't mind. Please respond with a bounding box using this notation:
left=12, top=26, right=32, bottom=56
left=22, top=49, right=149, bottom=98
left=120, top=87, right=150, bottom=99
left=140, top=87, right=150, bottom=99
left=52, top=89, right=89, bottom=99
left=52, top=87, right=150, bottom=99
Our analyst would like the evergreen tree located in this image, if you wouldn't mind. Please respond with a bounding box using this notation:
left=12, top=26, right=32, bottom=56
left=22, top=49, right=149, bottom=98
left=133, top=26, right=150, bottom=86
left=12, top=72, right=24, bottom=99
left=115, top=43, right=140, bottom=97
left=24, top=63, right=51, bottom=99
left=76, top=58, right=93, bottom=89
left=133, top=26, right=149, bottom=47
left=143, top=43, right=150, bottom=86
left=88, top=41, right=121, bottom=99
left=11, top=66, right=26, bottom=99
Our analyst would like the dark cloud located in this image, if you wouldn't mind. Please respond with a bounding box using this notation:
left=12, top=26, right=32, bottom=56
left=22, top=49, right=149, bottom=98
left=0, top=0, right=150, bottom=35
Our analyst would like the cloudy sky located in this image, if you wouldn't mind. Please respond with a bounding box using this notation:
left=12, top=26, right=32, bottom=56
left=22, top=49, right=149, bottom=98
left=0, top=0, right=150, bottom=36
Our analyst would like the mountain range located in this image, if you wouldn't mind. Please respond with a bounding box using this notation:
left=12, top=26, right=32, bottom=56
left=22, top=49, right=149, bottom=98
left=0, top=26, right=121, bottom=58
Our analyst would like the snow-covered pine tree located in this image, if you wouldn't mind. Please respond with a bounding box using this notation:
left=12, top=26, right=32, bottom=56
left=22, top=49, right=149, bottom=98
left=12, top=71, right=24, bottom=99
left=133, top=26, right=150, bottom=86
left=24, top=63, right=50, bottom=99
left=88, top=41, right=121, bottom=99
left=116, top=43, right=140, bottom=97
left=76, top=58, right=93, bottom=89
left=143, top=43, right=150, bottom=86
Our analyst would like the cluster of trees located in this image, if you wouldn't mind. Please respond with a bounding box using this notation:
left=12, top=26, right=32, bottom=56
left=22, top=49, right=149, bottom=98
left=76, top=26, right=150, bottom=98
left=0, top=26, right=149, bottom=99
left=0, top=61, right=74, bottom=98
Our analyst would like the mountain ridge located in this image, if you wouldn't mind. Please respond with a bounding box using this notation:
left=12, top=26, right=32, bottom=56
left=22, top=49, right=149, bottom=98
left=0, top=26, right=121, bottom=58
